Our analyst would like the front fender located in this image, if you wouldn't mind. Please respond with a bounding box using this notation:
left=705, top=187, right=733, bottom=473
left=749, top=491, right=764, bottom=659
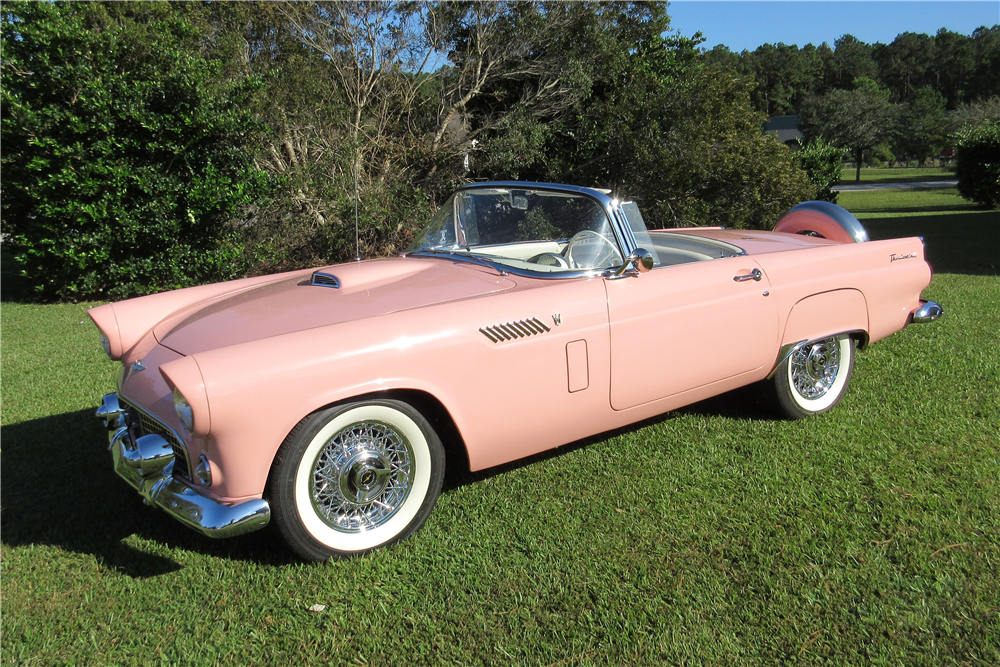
left=89, top=269, right=314, bottom=360
left=189, top=277, right=612, bottom=500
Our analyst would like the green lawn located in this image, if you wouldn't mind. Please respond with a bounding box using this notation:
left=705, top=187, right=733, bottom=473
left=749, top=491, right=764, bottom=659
left=837, top=187, right=999, bottom=276
left=838, top=167, right=954, bottom=185
left=2, top=199, right=998, bottom=665
left=838, top=187, right=973, bottom=218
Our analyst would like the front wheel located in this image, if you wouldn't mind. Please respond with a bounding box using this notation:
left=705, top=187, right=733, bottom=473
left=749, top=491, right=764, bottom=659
left=269, top=399, right=445, bottom=561
left=765, top=334, right=856, bottom=419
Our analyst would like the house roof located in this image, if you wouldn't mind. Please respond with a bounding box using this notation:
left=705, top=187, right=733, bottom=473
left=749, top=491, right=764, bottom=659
left=762, top=115, right=801, bottom=132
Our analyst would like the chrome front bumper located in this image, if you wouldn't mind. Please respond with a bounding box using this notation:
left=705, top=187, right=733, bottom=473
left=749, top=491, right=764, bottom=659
left=96, top=393, right=270, bottom=538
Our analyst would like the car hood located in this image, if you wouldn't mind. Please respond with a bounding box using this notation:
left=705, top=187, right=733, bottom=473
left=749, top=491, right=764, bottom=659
left=155, top=257, right=516, bottom=356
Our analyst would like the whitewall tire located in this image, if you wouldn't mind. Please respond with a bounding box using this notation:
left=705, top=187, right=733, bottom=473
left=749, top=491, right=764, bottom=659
left=766, top=334, right=856, bottom=419
left=269, top=399, right=445, bottom=561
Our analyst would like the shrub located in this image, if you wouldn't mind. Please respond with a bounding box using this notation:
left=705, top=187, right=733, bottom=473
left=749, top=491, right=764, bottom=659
left=795, top=138, right=846, bottom=203
left=954, top=120, right=1000, bottom=209
left=1, top=2, right=270, bottom=300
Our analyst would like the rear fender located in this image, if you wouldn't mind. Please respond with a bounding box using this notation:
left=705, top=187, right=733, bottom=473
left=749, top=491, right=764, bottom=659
left=780, top=289, right=869, bottom=349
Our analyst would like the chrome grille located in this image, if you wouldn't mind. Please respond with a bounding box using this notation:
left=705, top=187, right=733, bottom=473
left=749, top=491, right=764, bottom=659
left=480, top=317, right=551, bottom=343
left=120, top=399, right=190, bottom=480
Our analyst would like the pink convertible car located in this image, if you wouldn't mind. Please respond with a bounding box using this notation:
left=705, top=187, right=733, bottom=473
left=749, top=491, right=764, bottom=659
left=91, top=182, right=943, bottom=561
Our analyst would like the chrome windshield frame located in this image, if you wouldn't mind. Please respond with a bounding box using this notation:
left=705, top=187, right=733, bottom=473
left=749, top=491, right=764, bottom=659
left=455, top=181, right=636, bottom=255
left=408, top=182, right=640, bottom=279
left=403, top=182, right=651, bottom=279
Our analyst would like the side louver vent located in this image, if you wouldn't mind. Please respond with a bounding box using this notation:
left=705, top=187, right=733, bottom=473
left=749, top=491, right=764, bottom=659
left=311, top=271, right=341, bottom=288
left=480, top=317, right=551, bottom=343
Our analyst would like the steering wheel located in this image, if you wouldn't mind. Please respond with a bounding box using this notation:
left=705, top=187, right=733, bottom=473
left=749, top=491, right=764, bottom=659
left=565, top=230, right=622, bottom=269
left=530, top=252, right=571, bottom=269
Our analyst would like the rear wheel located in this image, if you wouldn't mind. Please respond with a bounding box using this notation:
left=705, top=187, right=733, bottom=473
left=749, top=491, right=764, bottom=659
left=766, top=334, right=856, bottom=419
left=269, top=399, right=445, bottom=561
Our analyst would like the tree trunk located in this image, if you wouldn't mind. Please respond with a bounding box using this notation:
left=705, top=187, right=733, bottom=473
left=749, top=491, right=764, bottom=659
left=855, top=148, right=863, bottom=183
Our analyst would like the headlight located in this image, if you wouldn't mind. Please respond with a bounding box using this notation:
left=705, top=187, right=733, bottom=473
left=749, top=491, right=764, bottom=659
left=98, top=331, right=112, bottom=359
left=173, top=388, right=194, bottom=432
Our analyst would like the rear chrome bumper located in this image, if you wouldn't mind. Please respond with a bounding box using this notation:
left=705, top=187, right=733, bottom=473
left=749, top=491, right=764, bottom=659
left=96, top=393, right=270, bottom=538
left=911, top=299, right=944, bottom=324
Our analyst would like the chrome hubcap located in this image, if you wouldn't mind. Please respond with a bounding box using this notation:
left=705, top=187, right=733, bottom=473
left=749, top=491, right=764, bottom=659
left=311, top=421, right=413, bottom=532
left=790, top=337, right=841, bottom=400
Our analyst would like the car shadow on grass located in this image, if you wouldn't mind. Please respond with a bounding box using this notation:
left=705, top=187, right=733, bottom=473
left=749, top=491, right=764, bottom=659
left=0, top=409, right=300, bottom=574
left=2, top=388, right=773, bottom=568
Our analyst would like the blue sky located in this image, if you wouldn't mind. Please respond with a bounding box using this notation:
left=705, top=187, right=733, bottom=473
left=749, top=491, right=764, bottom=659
left=667, top=1, right=1000, bottom=52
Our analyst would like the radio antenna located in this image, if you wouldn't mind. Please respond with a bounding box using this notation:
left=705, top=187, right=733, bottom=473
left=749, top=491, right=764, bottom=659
left=354, top=160, right=361, bottom=262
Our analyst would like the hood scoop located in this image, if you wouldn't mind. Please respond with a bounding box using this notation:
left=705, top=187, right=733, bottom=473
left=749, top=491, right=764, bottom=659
left=311, top=271, right=341, bottom=288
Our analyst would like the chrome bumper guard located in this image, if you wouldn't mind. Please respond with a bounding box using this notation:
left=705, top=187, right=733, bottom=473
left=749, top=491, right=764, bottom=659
left=912, top=299, right=944, bottom=324
left=96, top=393, right=270, bottom=538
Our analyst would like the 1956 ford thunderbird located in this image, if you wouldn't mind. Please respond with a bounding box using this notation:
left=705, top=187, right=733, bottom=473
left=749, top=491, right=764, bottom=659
left=90, top=182, right=943, bottom=561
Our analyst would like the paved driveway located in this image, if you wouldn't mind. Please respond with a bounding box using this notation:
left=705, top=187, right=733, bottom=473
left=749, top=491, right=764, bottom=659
left=832, top=180, right=958, bottom=192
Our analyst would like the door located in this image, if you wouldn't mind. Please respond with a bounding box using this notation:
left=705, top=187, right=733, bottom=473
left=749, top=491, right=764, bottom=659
left=606, top=257, right=778, bottom=410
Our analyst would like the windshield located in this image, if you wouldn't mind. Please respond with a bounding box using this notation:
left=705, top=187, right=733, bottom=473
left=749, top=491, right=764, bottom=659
left=406, top=188, right=622, bottom=273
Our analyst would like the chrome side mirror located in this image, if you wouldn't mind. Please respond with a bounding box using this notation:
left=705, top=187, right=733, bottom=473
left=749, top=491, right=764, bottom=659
left=610, top=248, right=654, bottom=279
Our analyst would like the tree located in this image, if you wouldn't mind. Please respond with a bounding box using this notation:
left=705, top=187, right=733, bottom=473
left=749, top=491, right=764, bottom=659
left=259, top=1, right=667, bottom=263
left=931, top=29, right=976, bottom=106
left=826, top=35, right=879, bottom=90
left=703, top=44, right=740, bottom=71
left=0, top=0, right=835, bottom=300
left=801, top=78, right=898, bottom=182
left=742, top=42, right=824, bottom=116
left=1, top=1, right=270, bottom=299
left=899, top=86, right=948, bottom=164
left=970, top=26, right=1000, bottom=101
left=947, top=96, right=1000, bottom=133
left=567, top=41, right=813, bottom=229
left=874, top=32, right=934, bottom=102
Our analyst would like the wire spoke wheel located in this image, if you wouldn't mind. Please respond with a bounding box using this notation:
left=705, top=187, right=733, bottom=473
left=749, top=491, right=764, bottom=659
left=310, top=420, right=413, bottom=532
left=270, top=400, right=445, bottom=561
left=766, top=333, right=856, bottom=419
left=790, top=336, right=842, bottom=400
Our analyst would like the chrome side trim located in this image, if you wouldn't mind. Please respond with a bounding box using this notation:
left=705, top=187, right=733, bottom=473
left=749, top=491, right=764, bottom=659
left=766, top=330, right=869, bottom=379
left=480, top=317, right=551, bottom=343
left=911, top=300, right=944, bottom=324
left=97, top=392, right=270, bottom=538
left=311, top=271, right=341, bottom=288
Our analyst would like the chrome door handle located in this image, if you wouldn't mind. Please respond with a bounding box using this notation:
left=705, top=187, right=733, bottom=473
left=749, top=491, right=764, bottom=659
left=733, top=269, right=762, bottom=282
